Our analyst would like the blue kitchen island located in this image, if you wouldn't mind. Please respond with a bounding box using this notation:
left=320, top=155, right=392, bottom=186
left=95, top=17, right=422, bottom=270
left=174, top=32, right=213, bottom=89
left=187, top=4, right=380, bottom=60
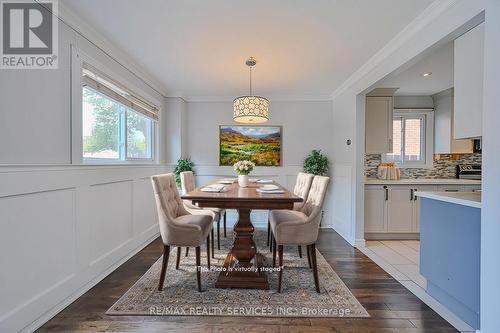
left=416, top=191, right=481, bottom=330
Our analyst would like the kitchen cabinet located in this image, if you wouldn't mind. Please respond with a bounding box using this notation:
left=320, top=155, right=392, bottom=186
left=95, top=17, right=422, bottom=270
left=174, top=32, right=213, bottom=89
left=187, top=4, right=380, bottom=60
left=454, top=23, right=484, bottom=139
left=387, top=186, right=415, bottom=233
left=412, top=185, right=438, bottom=232
left=364, top=185, right=387, bottom=232
left=433, top=88, right=473, bottom=153
left=365, top=96, right=393, bottom=153
left=365, top=182, right=481, bottom=238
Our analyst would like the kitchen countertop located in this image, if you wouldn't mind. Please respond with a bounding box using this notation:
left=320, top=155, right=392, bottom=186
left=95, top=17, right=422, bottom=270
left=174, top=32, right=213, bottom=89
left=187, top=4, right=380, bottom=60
left=415, top=191, right=481, bottom=209
left=365, top=178, right=481, bottom=185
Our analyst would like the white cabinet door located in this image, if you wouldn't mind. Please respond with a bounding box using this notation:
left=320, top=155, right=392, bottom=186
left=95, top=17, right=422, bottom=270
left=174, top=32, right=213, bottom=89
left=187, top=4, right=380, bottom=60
left=433, top=89, right=473, bottom=153
left=454, top=23, right=484, bottom=139
left=387, top=186, right=413, bottom=233
left=412, top=185, right=438, bottom=232
left=365, top=186, right=387, bottom=232
left=463, top=184, right=481, bottom=192
left=365, top=96, right=393, bottom=153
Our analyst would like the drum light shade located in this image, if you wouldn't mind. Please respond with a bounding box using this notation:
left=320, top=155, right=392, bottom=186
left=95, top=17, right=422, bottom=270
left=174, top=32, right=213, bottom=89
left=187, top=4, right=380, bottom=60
left=233, top=95, right=269, bottom=123
left=233, top=57, right=269, bottom=123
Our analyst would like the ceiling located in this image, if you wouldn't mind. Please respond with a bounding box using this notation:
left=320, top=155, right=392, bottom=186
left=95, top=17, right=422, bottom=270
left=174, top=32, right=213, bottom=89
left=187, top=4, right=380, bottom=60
left=64, top=0, right=436, bottom=100
left=376, top=41, right=454, bottom=96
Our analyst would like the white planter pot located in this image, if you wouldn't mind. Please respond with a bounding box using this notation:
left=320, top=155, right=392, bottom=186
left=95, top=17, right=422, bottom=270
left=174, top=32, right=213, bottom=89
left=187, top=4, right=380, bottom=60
left=238, top=174, right=249, bottom=187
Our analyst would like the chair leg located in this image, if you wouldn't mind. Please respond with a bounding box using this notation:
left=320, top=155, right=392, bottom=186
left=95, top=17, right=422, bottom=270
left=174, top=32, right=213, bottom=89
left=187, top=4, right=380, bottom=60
left=223, top=211, right=227, bottom=237
left=175, top=246, right=181, bottom=270
left=211, top=226, right=215, bottom=258
left=195, top=246, right=202, bottom=292
left=269, top=229, right=273, bottom=252
left=158, top=245, right=170, bottom=291
left=310, top=243, right=320, bottom=293
left=278, top=245, right=284, bottom=293
left=298, top=245, right=302, bottom=258
left=267, top=219, right=270, bottom=246
left=272, top=235, right=277, bottom=267
left=206, top=235, right=211, bottom=269
left=217, top=219, right=221, bottom=250
left=306, top=244, right=312, bottom=269
left=185, top=247, right=189, bottom=257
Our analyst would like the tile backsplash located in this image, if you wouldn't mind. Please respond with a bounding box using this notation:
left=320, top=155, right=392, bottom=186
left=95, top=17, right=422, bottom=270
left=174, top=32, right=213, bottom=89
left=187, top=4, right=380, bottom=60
left=365, top=153, right=482, bottom=179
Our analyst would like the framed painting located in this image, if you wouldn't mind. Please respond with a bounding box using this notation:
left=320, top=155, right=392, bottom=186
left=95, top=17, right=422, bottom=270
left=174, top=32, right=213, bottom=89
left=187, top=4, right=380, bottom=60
left=219, top=125, right=282, bottom=166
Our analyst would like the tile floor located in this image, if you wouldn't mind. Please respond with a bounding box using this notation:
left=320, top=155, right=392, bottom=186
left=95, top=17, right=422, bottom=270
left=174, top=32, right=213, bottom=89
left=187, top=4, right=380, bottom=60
left=358, top=240, right=476, bottom=333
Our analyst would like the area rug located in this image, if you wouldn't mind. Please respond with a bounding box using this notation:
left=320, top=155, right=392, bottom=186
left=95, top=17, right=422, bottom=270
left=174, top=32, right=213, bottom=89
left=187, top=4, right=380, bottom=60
left=106, top=229, right=369, bottom=318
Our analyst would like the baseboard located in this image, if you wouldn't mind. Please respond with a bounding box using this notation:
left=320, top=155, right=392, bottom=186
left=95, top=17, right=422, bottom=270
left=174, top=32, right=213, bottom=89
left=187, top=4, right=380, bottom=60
left=354, top=238, right=366, bottom=248
left=19, top=231, right=160, bottom=333
left=365, top=233, right=420, bottom=240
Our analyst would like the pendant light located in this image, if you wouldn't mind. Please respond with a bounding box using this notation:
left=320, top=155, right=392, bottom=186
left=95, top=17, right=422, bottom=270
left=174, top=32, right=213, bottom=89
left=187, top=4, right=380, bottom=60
left=233, top=57, right=269, bottom=123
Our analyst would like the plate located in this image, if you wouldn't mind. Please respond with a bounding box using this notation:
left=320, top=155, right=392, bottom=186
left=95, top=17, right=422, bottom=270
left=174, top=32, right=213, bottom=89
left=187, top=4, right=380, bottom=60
left=256, top=179, right=273, bottom=184
left=260, top=184, right=279, bottom=191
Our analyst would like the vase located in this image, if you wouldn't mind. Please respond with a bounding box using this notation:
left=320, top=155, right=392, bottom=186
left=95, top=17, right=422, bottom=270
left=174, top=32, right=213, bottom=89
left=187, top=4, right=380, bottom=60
left=238, top=174, right=249, bottom=187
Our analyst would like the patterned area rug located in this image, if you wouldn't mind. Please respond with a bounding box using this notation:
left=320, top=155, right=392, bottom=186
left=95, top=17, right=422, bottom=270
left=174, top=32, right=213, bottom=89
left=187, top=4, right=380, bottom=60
left=107, top=229, right=369, bottom=318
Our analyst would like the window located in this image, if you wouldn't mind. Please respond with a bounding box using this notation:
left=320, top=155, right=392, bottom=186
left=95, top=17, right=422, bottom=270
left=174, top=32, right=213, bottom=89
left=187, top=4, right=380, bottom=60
left=81, top=63, right=158, bottom=162
left=385, top=110, right=433, bottom=168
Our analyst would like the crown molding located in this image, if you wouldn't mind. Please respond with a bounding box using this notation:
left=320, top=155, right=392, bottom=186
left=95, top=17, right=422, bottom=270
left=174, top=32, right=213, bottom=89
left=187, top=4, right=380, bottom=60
left=53, top=1, right=169, bottom=97
left=330, top=0, right=459, bottom=99
left=177, top=95, right=334, bottom=103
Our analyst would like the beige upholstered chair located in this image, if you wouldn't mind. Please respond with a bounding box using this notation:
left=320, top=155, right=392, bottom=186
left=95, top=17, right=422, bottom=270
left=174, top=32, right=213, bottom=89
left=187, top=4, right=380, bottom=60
left=151, top=173, right=212, bottom=292
left=267, top=172, right=314, bottom=257
left=180, top=171, right=226, bottom=253
left=269, top=176, right=330, bottom=293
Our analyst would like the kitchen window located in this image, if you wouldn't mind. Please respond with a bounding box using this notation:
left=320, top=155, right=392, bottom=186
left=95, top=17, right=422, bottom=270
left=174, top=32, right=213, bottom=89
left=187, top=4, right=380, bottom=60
left=384, top=110, right=434, bottom=168
left=81, top=63, right=158, bottom=163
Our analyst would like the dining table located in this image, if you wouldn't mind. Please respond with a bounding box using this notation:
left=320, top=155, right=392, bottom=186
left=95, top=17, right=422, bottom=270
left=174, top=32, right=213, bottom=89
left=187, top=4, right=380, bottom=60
left=181, top=179, right=302, bottom=290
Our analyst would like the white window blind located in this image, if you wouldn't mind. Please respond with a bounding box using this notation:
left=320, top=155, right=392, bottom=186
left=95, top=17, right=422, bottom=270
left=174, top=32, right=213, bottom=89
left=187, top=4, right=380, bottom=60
left=82, top=63, right=159, bottom=121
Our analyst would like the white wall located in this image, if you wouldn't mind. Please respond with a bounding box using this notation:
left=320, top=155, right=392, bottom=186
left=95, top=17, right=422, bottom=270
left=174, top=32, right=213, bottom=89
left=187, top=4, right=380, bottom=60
left=183, top=100, right=334, bottom=226
left=394, top=95, right=434, bottom=109
left=0, top=4, right=167, bottom=332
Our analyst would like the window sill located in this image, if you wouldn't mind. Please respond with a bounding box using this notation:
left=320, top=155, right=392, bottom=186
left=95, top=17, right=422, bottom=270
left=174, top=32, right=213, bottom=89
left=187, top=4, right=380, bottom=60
left=82, top=159, right=157, bottom=166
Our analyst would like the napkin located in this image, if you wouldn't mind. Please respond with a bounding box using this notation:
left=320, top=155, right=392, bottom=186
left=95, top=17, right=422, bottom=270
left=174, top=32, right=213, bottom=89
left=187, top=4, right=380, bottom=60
left=201, top=184, right=226, bottom=192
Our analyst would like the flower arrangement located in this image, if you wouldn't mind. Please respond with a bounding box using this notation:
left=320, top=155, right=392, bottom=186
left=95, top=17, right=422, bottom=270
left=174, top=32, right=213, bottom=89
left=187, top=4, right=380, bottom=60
left=233, top=160, right=255, bottom=175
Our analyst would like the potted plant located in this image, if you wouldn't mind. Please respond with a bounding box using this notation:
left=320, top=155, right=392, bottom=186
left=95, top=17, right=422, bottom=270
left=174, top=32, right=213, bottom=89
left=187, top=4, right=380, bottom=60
left=233, top=160, right=255, bottom=188
left=303, top=149, right=329, bottom=176
left=303, top=150, right=329, bottom=225
left=174, top=158, right=194, bottom=188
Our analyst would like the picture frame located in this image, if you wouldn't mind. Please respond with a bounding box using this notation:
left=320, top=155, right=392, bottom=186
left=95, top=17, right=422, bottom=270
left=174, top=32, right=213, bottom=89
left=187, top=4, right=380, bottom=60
left=219, top=125, right=282, bottom=166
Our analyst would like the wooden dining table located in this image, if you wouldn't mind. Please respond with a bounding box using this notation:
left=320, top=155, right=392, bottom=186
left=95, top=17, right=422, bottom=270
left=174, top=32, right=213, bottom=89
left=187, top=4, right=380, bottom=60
left=181, top=179, right=302, bottom=290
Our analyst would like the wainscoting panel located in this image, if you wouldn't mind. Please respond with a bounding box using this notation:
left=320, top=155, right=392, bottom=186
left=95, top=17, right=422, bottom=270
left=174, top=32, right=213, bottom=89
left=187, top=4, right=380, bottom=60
left=0, top=165, right=166, bottom=333
left=330, top=163, right=354, bottom=243
left=0, top=188, right=77, bottom=317
left=87, top=180, right=134, bottom=267
left=133, top=177, right=159, bottom=236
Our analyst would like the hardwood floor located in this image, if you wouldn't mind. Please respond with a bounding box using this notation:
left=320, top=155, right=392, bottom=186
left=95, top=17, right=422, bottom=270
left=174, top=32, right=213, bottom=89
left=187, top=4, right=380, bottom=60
left=37, top=230, right=458, bottom=332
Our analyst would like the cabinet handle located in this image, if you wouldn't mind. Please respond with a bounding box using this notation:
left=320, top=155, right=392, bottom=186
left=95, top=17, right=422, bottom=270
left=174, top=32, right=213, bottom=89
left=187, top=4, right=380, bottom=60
left=410, top=189, right=414, bottom=201
left=414, top=189, right=418, bottom=201
left=384, top=186, right=388, bottom=201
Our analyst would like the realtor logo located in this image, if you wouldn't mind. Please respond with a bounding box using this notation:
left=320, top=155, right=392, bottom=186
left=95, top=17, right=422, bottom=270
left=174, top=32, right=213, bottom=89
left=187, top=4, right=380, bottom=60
left=1, top=0, right=58, bottom=69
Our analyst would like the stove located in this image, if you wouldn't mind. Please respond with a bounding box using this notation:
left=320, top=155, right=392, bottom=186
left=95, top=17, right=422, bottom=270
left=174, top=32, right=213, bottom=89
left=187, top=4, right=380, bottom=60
left=456, top=164, right=481, bottom=180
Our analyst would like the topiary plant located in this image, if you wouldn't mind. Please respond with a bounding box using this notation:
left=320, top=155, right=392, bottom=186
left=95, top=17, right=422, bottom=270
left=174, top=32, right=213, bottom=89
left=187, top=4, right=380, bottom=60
left=303, top=150, right=329, bottom=176
left=174, top=158, right=195, bottom=187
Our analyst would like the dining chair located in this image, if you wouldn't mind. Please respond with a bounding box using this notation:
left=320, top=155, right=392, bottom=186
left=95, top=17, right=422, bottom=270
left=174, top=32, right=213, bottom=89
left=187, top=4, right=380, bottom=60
left=268, top=172, right=314, bottom=258
left=269, top=175, right=330, bottom=293
left=181, top=171, right=226, bottom=252
left=151, top=173, right=213, bottom=292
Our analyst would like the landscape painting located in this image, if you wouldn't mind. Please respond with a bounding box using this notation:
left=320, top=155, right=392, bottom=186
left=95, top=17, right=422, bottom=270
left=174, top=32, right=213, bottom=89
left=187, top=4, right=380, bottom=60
left=219, top=126, right=282, bottom=166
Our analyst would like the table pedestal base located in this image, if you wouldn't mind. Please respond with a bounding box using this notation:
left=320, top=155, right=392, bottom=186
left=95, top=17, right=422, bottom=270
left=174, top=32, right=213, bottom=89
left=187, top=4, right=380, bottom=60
left=215, top=252, right=269, bottom=289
